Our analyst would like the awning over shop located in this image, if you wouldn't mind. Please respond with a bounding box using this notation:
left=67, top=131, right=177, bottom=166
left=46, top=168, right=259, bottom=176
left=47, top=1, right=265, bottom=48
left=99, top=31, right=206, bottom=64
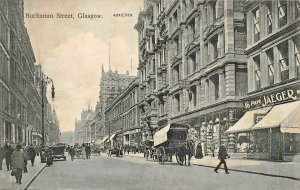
left=97, top=135, right=109, bottom=145
left=154, top=124, right=170, bottom=147
left=225, top=108, right=270, bottom=133
left=280, top=101, right=300, bottom=133
left=252, top=100, right=300, bottom=131
left=109, top=134, right=116, bottom=141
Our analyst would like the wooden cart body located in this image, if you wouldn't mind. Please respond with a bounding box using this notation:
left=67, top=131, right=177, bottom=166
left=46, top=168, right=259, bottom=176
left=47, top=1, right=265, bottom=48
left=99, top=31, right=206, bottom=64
left=153, top=124, right=189, bottom=165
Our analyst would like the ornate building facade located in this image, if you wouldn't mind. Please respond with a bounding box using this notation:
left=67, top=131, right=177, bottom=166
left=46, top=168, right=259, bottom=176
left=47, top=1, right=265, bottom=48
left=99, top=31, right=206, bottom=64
left=94, top=67, right=135, bottom=143
left=135, top=0, right=248, bottom=153
left=226, top=0, right=300, bottom=161
left=105, top=78, right=140, bottom=147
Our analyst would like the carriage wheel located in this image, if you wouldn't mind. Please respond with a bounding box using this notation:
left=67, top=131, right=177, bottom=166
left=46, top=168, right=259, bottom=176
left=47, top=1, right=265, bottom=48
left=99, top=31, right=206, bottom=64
left=176, top=152, right=184, bottom=166
left=157, top=147, right=166, bottom=165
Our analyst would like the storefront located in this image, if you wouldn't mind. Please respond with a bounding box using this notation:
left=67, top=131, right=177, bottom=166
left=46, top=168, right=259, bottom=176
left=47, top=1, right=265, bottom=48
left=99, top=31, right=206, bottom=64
left=122, top=129, right=141, bottom=146
left=226, top=83, right=300, bottom=161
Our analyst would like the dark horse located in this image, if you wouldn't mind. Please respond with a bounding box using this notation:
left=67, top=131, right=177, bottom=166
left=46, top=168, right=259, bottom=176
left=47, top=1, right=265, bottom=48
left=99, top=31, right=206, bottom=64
left=178, top=140, right=194, bottom=166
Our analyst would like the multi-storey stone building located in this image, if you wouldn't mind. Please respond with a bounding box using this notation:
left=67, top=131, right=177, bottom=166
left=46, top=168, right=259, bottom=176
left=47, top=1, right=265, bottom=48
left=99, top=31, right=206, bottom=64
left=135, top=0, right=248, bottom=153
left=0, top=0, right=59, bottom=146
left=94, top=66, right=135, bottom=143
left=227, top=0, right=300, bottom=161
left=105, top=78, right=140, bottom=147
left=74, top=105, right=94, bottom=144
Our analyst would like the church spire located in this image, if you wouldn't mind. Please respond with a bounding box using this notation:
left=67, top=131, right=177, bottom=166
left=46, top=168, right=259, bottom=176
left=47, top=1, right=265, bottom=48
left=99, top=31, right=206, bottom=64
left=102, top=64, right=104, bottom=74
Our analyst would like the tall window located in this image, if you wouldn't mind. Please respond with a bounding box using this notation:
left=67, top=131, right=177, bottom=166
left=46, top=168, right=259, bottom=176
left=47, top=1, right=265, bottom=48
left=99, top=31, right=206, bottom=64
left=175, top=94, right=181, bottom=113
left=173, top=64, right=180, bottom=84
left=212, top=1, right=217, bottom=21
left=211, top=35, right=218, bottom=60
left=254, top=56, right=261, bottom=89
left=174, top=35, right=180, bottom=53
left=173, top=11, right=178, bottom=28
left=278, top=41, right=289, bottom=81
left=191, top=86, right=197, bottom=107
left=266, top=2, right=273, bottom=34
left=188, top=52, right=196, bottom=75
left=294, top=36, right=300, bottom=76
left=266, top=49, right=274, bottom=85
left=253, top=8, right=260, bottom=42
left=278, top=0, right=287, bottom=28
left=296, top=0, right=300, bottom=18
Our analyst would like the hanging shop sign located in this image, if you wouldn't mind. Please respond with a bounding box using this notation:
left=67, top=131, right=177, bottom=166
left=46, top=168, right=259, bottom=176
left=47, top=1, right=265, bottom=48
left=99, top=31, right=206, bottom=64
left=243, top=83, right=300, bottom=110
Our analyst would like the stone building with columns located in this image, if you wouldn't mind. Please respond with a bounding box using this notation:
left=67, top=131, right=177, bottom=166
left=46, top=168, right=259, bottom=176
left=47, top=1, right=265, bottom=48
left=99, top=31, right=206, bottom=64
left=226, top=0, right=300, bottom=161
left=135, top=0, right=248, bottom=153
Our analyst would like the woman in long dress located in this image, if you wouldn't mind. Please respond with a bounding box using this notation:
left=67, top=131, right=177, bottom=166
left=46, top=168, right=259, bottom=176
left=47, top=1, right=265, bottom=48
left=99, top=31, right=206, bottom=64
left=81, top=146, right=86, bottom=160
left=195, top=143, right=203, bottom=159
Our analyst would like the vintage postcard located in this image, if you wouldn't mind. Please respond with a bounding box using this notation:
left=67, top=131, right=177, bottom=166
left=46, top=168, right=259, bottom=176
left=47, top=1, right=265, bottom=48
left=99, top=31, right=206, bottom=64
left=0, top=0, right=300, bottom=189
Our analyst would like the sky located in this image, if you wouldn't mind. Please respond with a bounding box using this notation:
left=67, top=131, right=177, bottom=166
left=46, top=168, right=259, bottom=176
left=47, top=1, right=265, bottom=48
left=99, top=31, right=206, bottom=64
left=24, top=0, right=144, bottom=132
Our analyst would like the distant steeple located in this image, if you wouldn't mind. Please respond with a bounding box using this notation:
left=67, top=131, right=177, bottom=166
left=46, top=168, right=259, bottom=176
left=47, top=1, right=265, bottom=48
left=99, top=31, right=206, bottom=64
left=102, top=64, right=104, bottom=74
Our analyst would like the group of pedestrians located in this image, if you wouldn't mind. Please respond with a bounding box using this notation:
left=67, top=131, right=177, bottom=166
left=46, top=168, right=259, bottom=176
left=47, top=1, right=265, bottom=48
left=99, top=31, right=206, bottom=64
left=68, top=144, right=91, bottom=161
left=0, top=142, right=41, bottom=185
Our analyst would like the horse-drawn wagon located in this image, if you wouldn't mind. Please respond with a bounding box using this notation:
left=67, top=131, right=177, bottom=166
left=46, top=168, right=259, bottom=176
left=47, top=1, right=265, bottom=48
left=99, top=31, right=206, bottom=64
left=151, top=124, right=193, bottom=165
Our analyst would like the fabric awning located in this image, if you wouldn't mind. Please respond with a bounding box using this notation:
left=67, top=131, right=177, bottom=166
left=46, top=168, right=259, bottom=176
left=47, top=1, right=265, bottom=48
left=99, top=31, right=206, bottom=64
left=154, top=124, right=170, bottom=147
left=252, top=100, right=300, bottom=130
left=225, top=108, right=270, bottom=133
left=97, top=135, right=109, bottom=145
left=281, top=101, right=300, bottom=133
left=109, top=134, right=116, bottom=141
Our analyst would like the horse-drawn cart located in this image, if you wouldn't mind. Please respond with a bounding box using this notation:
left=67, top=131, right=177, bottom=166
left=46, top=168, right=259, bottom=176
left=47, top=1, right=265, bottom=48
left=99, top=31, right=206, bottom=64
left=153, top=124, right=192, bottom=165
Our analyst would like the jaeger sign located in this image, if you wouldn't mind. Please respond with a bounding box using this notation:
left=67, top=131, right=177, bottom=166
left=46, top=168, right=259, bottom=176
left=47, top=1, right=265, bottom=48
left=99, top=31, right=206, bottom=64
left=244, top=83, right=300, bottom=110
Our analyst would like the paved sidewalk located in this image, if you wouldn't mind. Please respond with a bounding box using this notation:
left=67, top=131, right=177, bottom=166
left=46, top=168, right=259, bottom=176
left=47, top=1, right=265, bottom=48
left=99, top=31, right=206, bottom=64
left=0, top=156, right=46, bottom=190
left=124, top=152, right=300, bottom=180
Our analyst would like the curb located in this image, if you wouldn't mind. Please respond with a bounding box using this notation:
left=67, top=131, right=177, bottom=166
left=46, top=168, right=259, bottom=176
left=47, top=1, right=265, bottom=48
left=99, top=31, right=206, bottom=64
left=23, top=164, right=47, bottom=190
left=124, top=155, right=300, bottom=181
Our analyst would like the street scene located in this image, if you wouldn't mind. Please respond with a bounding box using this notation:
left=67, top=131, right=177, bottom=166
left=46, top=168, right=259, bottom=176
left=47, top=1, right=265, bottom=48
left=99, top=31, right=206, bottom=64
left=1, top=0, right=300, bottom=189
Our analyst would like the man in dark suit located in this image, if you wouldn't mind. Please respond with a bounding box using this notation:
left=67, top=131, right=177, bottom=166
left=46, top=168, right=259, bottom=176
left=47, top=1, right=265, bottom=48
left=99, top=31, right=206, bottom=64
left=214, top=144, right=229, bottom=174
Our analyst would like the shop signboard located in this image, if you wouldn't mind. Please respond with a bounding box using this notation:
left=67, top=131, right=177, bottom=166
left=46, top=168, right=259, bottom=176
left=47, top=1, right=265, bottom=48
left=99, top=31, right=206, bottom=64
left=243, top=83, right=300, bottom=110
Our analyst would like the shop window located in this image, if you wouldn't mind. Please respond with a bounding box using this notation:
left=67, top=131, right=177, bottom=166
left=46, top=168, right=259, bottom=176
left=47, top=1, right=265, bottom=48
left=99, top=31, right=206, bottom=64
left=266, top=2, right=273, bottom=34
left=254, top=56, right=261, bottom=89
left=294, top=36, right=300, bottom=76
left=278, top=0, right=287, bottom=28
left=266, top=49, right=274, bottom=85
left=253, top=8, right=260, bottom=42
left=278, top=41, right=289, bottom=81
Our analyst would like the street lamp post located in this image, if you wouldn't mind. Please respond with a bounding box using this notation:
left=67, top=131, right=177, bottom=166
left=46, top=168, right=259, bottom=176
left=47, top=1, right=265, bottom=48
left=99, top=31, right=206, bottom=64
left=41, top=75, right=55, bottom=147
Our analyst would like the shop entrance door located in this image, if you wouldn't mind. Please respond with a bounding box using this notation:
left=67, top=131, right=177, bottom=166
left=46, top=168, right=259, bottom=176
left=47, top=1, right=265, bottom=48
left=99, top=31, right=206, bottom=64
left=270, top=128, right=283, bottom=161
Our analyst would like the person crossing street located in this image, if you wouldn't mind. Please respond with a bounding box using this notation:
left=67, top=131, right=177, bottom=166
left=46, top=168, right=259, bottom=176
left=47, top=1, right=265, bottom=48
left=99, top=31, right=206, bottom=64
left=214, top=144, right=229, bottom=174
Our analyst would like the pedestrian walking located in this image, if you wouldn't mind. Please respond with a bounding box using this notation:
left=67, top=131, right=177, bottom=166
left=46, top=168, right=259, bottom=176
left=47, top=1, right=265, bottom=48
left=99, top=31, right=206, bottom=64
left=0, top=145, right=5, bottom=170
left=11, top=144, right=27, bottom=184
left=210, top=144, right=215, bottom=157
left=195, top=143, right=203, bottom=159
left=214, top=144, right=229, bottom=174
left=69, top=146, right=75, bottom=161
left=85, top=145, right=91, bottom=159
left=27, top=144, right=36, bottom=166
left=81, top=146, right=86, bottom=160
left=4, top=141, right=13, bottom=171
